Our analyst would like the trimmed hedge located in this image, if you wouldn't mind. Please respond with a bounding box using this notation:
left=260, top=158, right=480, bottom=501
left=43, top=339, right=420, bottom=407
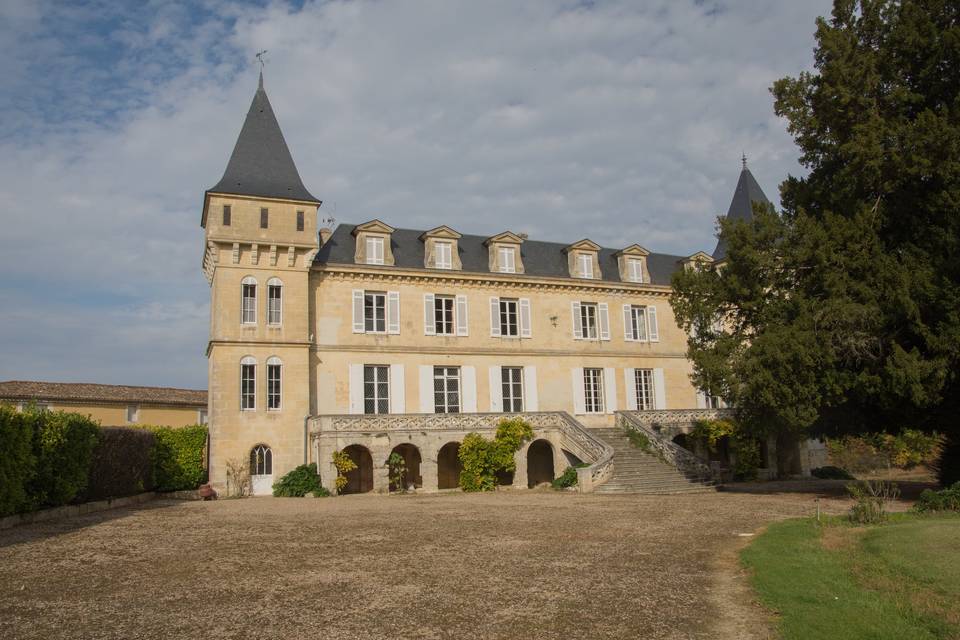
left=148, top=425, right=208, bottom=491
left=83, top=427, right=157, bottom=501
left=0, top=404, right=35, bottom=516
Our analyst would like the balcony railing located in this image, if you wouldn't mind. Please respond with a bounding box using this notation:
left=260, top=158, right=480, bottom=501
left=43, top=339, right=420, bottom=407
left=616, top=410, right=719, bottom=483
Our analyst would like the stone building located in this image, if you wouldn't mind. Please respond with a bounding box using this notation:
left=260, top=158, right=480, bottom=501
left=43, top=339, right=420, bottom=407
left=201, top=76, right=821, bottom=495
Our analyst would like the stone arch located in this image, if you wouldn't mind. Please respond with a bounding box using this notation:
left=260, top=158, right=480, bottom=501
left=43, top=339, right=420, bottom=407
left=437, top=441, right=462, bottom=490
left=388, top=443, right=422, bottom=491
left=526, top=439, right=555, bottom=488
left=341, top=444, right=374, bottom=494
left=672, top=433, right=692, bottom=451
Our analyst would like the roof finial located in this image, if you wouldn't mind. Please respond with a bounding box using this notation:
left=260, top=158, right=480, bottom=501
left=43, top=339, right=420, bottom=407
left=255, top=49, right=268, bottom=89
left=742, top=152, right=748, bottom=170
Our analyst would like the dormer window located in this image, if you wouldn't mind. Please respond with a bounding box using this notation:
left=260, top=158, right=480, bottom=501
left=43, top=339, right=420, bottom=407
left=564, top=239, right=601, bottom=279
left=484, top=232, right=525, bottom=275
left=578, top=253, right=594, bottom=279
left=628, top=258, right=643, bottom=282
left=436, top=241, right=452, bottom=269
left=615, top=244, right=650, bottom=284
left=419, top=226, right=462, bottom=270
left=366, top=236, right=385, bottom=265
left=499, top=247, right=516, bottom=273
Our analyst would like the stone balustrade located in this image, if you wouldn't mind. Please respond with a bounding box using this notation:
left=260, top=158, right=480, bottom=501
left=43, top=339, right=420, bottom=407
left=615, top=410, right=717, bottom=483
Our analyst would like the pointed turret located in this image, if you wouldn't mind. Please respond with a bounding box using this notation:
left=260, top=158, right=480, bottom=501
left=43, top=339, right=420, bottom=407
left=711, top=156, right=772, bottom=261
left=206, top=72, right=319, bottom=205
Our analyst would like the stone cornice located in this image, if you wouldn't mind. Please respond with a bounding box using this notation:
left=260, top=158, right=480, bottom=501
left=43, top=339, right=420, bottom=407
left=310, top=343, right=686, bottom=358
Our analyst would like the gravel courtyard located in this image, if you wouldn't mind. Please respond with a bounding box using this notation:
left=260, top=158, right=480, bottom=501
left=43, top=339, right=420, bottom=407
left=0, top=488, right=858, bottom=640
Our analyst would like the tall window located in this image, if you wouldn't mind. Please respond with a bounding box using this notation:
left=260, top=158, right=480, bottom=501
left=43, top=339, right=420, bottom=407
left=498, top=246, right=516, bottom=273
left=260, top=207, right=269, bottom=229
left=296, top=210, right=304, bottom=232
left=499, top=298, right=519, bottom=336
left=434, top=295, right=454, bottom=335
left=502, top=367, right=524, bottom=412
left=583, top=368, right=604, bottom=413
left=267, top=357, right=282, bottom=410
left=126, top=405, right=139, bottom=423
left=364, top=292, right=387, bottom=333
left=267, top=278, right=282, bottom=325
left=364, top=365, right=390, bottom=414
left=629, top=306, right=648, bottom=341
left=435, top=241, right=452, bottom=269
left=579, top=303, right=598, bottom=339
left=578, top=253, right=594, bottom=278
left=434, top=366, right=460, bottom=414
left=366, top=236, right=385, bottom=265
left=222, top=205, right=231, bottom=226
left=634, top=368, right=654, bottom=410
left=241, top=356, right=256, bottom=410
left=628, top=258, right=643, bottom=282
left=250, top=445, right=272, bottom=476
left=241, top=277, right=257, bottom=324
left=198, top=408, right=208, bottom=425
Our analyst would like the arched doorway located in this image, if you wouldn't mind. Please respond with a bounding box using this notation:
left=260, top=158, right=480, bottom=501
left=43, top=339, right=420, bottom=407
left=437, top=442, right=462, bottom=490
left=388, top=443, right=422, bottom=492
left=249, top=444, right=273, bottom=496
left=672, top=433, right=692, bottom=451
left=527, top=439, right=554, bottom=488
left=341, top=444, right=374, bottom=494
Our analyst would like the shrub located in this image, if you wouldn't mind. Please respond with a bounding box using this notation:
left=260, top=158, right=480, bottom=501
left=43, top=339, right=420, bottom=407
left=551, top=464, right=587, bottom=490
left=690, top=418, right=761, bottom=480
left=272, top=463, right=328, bottom=497
left=847, top=480, right=900, bottom=524
left=934, top=435, right=960, bottom=487
left=27, top=408, right=99, bottom=509
left=827, top=430, right=942, bottom=474
left=0, top=404, right=35, bottom=516
left=386, top=452, right=409, bottom=492
left=83, top=427, right=156, bottom=501
left=811, top=466, right=854, bottom=480
left=225, top=458, right=250, bottom=497
left=912, top=482, right=960, bottom=513
left=148, top=425, right=208, bottom=491
left=458, top=419, right=534, bottom=492
left=332, top=450, right=357, bottom=494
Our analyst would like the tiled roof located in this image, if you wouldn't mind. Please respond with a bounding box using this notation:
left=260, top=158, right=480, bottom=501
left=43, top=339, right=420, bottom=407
left=0, top=381, right=207, bottom=407
left=712, top=166, right=772, bottom=261
left=315, top=224, right=687, bottom=286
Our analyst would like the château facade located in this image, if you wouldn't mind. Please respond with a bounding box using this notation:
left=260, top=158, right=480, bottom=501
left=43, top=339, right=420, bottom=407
left=201, top=76, right=818, bottom=495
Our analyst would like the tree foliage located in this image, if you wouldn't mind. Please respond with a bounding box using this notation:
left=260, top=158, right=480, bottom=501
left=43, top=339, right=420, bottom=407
left=458, top=418, right=534, bottom=492
left=671, top=0, right=960, bottom=463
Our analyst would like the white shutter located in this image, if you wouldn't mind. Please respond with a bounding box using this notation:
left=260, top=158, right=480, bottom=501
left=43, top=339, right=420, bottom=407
left=648, top=306, right=660, bottom=342
left=419, top=365, right=433, bottom=413
left=653, top=368, right=666, bottom=409
left=523, top=366, right=538, bottom=411
left=352, top=290, right=364, bottom=333
left=571, top=302, right=582, bottom=339
left=603, top=367, right=617, bottom=413
left=624, top=368, right=637, bottom=411
left=390, top=364, right=405, bottom=413
left=489, top=297, right=501, bottom=337
left=696, top=390, right=707, bottom=409
left=572, top=368, right=585, bottom=414
left=387, top=291, right=400, bottom=334
left=488, top=366, right=503, bottom=412
left=423, top=294, right=436, bottom=336
left=348, top=364, right=363, bottom=414
left=623, top=305, right=633, bottom=341
left=519, top=298, right=532, bottom=338
left=598, top=303, right=610, bottom=341
left=462, top=366, right=477, bottom=413
left=456, top=294, right=468, bottom=336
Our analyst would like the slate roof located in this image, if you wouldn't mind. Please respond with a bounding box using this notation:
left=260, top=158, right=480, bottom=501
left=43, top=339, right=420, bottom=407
left=711, top=165, right=772, bottom=260
left=315, top=224, right=686, bottom=286
left=0, top=381, right=207, bottom=407
left=206, top=73, right=320, bottom=205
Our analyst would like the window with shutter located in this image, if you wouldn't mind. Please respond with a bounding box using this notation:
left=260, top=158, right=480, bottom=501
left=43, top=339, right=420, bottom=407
left=366, top=236, right=385, bottom=265
left=364, top=292, right=387, bottom=333
left=501, top=367, right=524, bottom=412
left=583, top=368, right=604, bottom=413
left=434, top=295, right=455, bottom=335
left=241, top=277, right=257, bottom=325
left=433, top=367, right=461, bottom=413
left=363, top=365, right=390, bottom=414
left=499, top=298, right=519, bottom=336
left=435, top=241, right=452, bottom=269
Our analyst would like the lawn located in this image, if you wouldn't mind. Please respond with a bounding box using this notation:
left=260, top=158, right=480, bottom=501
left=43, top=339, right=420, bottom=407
left=741, top=514, right=960, bottom=640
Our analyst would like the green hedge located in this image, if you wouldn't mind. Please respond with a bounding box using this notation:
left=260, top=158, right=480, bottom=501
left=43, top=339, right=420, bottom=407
left=273, top=463, right=329, bottom=497
left=83, top=427, right=157, bottom=501
left=0, top=405, right=36, bottom=516
left=147, top=424, right=208, bottom=491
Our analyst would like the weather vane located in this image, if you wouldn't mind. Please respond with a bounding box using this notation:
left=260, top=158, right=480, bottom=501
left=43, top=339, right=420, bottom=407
left=256, top=49, right=268, bottom=70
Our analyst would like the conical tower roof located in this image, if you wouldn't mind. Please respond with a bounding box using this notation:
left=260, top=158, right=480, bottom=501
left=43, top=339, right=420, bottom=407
left=711, top=159, right=771, bottom=260
left=207, top=73, right=320, bottom=204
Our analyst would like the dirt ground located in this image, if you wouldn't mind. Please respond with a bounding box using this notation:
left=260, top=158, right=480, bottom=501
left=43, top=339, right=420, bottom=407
left=0, top=485, right=893, bottom=640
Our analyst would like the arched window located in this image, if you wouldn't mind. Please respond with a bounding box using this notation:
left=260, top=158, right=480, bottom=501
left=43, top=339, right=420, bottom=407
left=240, top=356, right=256, bottom=410
left=241, top=276, right=257, bottom=324
left=267, top=277, right=282, bottom=325
left=266, top=356, right=282, bottom=410
left=250, top=444, right=272, bottom=476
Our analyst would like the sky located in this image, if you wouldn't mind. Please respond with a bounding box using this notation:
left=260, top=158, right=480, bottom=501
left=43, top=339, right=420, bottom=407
left=0, top=0, right=832, bottom=390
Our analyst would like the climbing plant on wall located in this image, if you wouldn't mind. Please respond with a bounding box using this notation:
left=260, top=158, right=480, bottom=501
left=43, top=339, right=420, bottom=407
left=458, top=418, right=534, bottom=492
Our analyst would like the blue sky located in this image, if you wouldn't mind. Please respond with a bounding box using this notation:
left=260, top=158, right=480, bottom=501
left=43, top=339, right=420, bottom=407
left=0, top=0, right=832, bottom=389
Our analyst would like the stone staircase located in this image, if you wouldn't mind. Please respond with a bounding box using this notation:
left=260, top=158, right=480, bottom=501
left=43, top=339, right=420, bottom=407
left=591, top=427, right=716, bottom=494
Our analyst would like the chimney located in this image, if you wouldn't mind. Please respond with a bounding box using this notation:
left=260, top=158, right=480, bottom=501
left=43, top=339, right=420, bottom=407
left=319, top=227, right=332, bottom=246
left=519, top=233, right=529, bottom=240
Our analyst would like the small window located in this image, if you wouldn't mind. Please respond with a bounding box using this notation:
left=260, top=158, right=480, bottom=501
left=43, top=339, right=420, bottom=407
left=501, top=367, right=524, bottom=412
left=364, top=292, right=387, bottom=333
left=241, top=356, right=256, bottom=410
left=579, top=303, right=598, bottom=339
left=267, top=278, right=282, bottom=325
left=634, top=369, right=654, bottom=410
left=241, top=277, right=257, bottom=325
left=364, top=365, right=390, bottom=414
left=628, top=258, right=643, bottom=282
left=126, top=405, right=139, bottom=423
left=366, top=236, right=385, bottom=265
left=434, top=366, right=461, bottom=414
left=267, top=356, right=282, bottom=410
left=435, top=241, right=452, bottom=269
left=499, top=299, right=519, bottom=337
left=498, top=246, right=516, bottom=273
left=198, top=408, right=208, bottom=425
left=583, top=368, right=604, bottom=413
left=260, top=208, right=269, bottom=229
left=629, top=306, right=648, bottom=341
left=296, top=210, right=304, bottom=232
left=222, top=205, right=231, bottom=226
left=434, top=295, right=455, bottom=335
left=578, top=253, right=594, bottom=279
